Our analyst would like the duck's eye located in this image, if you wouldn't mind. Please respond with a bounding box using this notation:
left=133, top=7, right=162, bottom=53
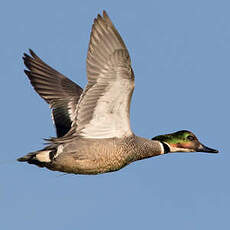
left=187, top=135, right=195, bottom=141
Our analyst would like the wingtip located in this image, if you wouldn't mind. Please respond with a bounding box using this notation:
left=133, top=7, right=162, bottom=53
left=93, top=10, right=109, bottom=27
left=23, top=52, right=30, bottom=59
left=103, top=10, right=108, bottom=17
left=29, top=49, right=38, bottom=58
left=97, top=14, right=102, bottom=20
left=22, top=49, right=37, bottom=59
left=102, top=10, right=112, bottom=26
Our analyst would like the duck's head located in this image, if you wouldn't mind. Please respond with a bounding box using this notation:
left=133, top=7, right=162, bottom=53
left=152, top=130, right=218, bottom=154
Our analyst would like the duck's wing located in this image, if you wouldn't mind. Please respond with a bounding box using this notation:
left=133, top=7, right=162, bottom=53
left=73, top=11, right=135, bottom=139
left=23, top=50, right=83, bottom=137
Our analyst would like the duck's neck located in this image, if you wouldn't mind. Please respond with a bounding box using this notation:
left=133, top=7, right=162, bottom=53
left=132, top=137, right=167, bottom=161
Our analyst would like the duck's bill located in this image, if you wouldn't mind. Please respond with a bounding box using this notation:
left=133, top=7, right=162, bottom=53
left=198, top=144, right=219, bottom=153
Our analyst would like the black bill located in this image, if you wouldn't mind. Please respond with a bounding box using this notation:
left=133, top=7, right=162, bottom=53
left=198, top=143, right=219, bottom=153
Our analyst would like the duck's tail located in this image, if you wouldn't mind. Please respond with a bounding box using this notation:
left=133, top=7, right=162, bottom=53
left=17, top=148, right=56, bottom=168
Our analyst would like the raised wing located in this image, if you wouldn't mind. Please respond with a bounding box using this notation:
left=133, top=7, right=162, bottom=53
left=74, top=11, right=135, bottom=138
left=23, top=50, right=83, bottom=137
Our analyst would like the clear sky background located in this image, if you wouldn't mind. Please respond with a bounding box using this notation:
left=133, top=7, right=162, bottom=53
left=1, top=0, right=229, bottom=229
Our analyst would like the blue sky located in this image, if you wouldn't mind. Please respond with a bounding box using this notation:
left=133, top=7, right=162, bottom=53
left=1, top=0, right=229, bottom=229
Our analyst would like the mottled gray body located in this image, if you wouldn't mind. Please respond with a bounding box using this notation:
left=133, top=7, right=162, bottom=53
left=18, top=12, right=166, bottom=174
left=47, top=136, right=163, bottom=174
left=18, top=11, right=218, bottom=175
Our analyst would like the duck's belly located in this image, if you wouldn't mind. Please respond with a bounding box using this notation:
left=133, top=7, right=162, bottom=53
left=75, top=158, right=129, bottom=174
left=50, top=153, right=130, bottom=175
left=49, top=139, right=133, bottom=175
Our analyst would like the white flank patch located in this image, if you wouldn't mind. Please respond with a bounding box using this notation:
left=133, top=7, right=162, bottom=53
left=36, top=151, right=51, bottom=162
left=54, top=145, right=64, bottom=159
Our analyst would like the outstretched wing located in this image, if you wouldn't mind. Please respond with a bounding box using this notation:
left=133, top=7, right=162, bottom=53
left=23, top=50, right=83, bottom=137
left=74, top=11, right=135, bottom=139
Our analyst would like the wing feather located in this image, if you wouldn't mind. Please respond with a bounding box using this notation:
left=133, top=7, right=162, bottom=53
left=72, top=11, right=135, bottom=139
left=23, top=50, right=83, bottom=137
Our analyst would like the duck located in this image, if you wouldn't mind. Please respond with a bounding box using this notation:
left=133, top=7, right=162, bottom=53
left=17, top=11, right=218, bottom=175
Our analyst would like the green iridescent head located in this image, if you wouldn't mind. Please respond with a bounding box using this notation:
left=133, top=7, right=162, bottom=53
left=152, top=130, right=218, bottom=153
